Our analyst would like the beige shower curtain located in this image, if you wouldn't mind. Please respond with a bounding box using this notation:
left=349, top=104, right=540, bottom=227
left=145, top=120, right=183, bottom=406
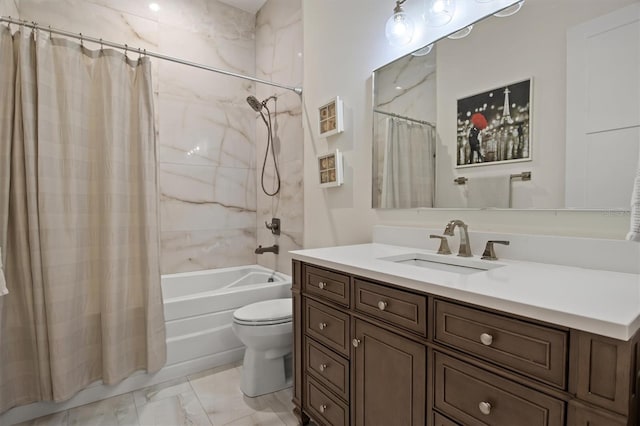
left=0, top=28, right=166, bottom=413
left=381, top=117, right=436, bottom=208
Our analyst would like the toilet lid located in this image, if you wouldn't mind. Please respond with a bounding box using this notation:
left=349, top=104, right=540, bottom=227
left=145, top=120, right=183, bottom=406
left=233, top=298, right=292, bottom=325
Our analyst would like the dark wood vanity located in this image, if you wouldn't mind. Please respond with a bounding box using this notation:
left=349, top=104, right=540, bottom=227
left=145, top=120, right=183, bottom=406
left=291, top=260, right=640, bottom=426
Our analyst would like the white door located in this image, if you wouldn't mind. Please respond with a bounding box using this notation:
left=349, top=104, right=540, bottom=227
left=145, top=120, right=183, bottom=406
left=565, top=2, right=640, bottom=209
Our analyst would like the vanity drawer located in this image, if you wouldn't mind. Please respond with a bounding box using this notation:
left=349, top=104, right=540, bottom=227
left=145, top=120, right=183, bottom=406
left=304, top=298, right=351, bottom=357
left=434, top=412, right=461, bottom=426
left=434, top=352, right=565, bottom=426
left=304, top=265, right=350, bottom=307
left=434, top=299, right=568, bottom=388
left=353, top=279, right=427, bottom=336
left=305, top=337, right=349, bottom=401
left=305, top=376, right=349, bottom=426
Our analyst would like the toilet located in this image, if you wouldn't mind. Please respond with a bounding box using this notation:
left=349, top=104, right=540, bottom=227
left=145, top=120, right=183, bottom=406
left=232, top=298, right=293, bottom=397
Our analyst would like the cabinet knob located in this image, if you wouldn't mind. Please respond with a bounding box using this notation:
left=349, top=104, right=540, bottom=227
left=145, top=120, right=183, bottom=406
left=318, top=281, right=327, bottom=290
left=478, top=401, right=492, bottom=415
left=319, top=404, right=327, bottom=413
left=480, top=333, right=493, bottom=346
left=352, top=338, right=361, bottom=347
left=319, top=363, right=328, bottom=372
left=377, top=300, right=388, bottom=311
left=319, top=322, right=327, bottom=330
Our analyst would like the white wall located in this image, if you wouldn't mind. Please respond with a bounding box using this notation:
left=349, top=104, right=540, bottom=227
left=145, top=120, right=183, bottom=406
left=302, top=0, right=633, bottom=249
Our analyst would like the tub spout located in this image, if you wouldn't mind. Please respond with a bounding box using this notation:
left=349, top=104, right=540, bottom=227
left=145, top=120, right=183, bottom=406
left=255, top=244, right=279, bottom=255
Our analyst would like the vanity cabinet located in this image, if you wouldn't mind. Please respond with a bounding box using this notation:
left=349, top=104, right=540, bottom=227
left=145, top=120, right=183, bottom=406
left=291, top=260, right=640, bottom=426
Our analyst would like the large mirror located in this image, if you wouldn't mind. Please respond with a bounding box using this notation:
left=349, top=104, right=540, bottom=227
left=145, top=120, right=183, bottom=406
left=372, top=0, right=640, bottom=209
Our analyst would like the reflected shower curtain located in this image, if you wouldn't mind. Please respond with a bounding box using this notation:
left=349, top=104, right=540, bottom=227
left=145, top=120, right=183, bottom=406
left=0, top=28, right=166, bottom=413
left=381, top=117, right=436, bottom=208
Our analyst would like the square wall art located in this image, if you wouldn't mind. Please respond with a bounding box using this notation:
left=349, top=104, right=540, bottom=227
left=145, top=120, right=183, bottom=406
left=456, top=78, right=532, bottom=168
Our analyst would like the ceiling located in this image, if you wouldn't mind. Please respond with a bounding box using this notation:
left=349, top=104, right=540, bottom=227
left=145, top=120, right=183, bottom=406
left=217, top=0, right=268, bottom=14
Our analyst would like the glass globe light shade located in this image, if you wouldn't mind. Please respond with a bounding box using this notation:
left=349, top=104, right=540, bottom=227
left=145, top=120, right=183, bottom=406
left=385, top=10, right=415, bottom=46
left=424, top=0, right=456, bottom=27
left=494, top=0, right=525, bottom=17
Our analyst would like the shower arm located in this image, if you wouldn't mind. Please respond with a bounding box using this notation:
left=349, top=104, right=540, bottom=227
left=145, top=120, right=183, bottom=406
left=0, top=16, right=303, bottom=96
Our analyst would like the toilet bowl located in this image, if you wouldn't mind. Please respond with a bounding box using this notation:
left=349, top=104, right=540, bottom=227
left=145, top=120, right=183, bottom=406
left=232, top=298, right=293, bottom=397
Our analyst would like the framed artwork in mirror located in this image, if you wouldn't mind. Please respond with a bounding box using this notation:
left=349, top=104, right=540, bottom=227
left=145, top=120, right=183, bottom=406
left=317, top=149, right=344, bottom=188
left=456, top=78, right=532, bottom=168
left=318, top=96, right=344, bottom=137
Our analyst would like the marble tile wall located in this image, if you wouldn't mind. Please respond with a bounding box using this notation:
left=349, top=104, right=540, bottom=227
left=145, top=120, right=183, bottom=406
left=14, top=0, right=261, bottom=274
left=254, top=0, right=303, bottom=275
left=0, top=0, right=19, bottom=17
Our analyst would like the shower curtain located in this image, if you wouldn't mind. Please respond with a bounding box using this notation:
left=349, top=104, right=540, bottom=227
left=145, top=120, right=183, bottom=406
left=381, top=117, right=436, bottom=208
left=0, top=27, right=166, bottom=413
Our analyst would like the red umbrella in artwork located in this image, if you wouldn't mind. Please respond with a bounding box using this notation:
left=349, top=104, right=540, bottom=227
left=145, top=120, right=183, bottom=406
left=470, top=113, right=488, bottom=130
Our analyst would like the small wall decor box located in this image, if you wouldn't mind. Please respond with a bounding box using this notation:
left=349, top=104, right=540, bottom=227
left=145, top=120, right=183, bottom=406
left=317, top=149, right=344, bottom=187
left=318, top=96, right=344, bottom=137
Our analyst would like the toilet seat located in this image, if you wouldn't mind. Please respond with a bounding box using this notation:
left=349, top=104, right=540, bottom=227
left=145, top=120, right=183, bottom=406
left=233, top=298, right=292, bottom=326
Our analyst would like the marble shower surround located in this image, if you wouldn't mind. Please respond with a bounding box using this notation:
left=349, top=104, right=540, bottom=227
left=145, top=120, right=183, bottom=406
left=0, top=0, right=19, bottom=17
left=255, top=0, right=304, bottom=275
left=12, top=0, right=262, bottom=274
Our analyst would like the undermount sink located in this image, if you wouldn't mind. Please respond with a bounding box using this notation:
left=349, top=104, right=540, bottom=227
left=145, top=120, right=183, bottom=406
left=379, top=252, right=505, bottom=275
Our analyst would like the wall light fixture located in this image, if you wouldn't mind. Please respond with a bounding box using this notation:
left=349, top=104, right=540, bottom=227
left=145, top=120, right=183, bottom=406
left=424, top=0, right=456, bottom=27
left=385, top=0, right=415, bottom=46
left=494, top=0, right=525, bottom=17
left=447, top=25, right=473, bottom=39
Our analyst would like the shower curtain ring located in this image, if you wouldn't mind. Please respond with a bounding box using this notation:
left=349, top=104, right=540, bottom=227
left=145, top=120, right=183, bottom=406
left=99, top=38, right=104, bottom=51
left=79, top=32, right=83, bottom=47
left=124, top=43, right=128, bottom=57
left=48, top=25, right=52, bottom=39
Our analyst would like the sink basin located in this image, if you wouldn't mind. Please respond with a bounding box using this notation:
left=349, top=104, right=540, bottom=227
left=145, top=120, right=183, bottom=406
left=379, top=252, right=504, bottom=275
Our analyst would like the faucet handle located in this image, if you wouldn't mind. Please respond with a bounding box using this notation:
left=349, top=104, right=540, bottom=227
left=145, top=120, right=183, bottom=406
left=481, top=240, right=510, bottom=261
left=429, top=235, right=452, bottom=255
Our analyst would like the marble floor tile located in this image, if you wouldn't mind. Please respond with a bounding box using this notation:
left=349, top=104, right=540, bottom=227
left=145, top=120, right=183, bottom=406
left=136, top=390, right=211, bottom=426
left=261, top=389, right=298, bottom=426
left=14, top=410, right=69, bottom=426
left=67, top=393, right=138, bottom=426
left=222, top=408, right=286, bottom=426
left=16, top=363, right=299, bottom=426
left=133, top=377, right=193, bottom=408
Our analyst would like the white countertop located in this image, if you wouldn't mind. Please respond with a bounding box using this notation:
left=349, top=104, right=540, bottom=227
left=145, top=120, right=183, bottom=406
left=291, top=243, right=640, bottom=341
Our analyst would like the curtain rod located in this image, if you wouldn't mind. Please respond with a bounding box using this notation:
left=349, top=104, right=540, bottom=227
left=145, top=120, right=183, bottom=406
left=374, top=109, right=435, bottom=128
left=0, top=16, right=303, bottom=96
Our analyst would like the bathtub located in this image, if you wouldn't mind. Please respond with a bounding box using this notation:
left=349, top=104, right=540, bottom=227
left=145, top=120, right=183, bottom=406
left=0, top=264, right=292, bottom=425
left=162, top=265, right=292, bottom=369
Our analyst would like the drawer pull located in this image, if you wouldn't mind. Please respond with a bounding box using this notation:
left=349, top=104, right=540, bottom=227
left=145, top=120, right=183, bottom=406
left=377, top=300, right=388, bottom=311
left=318, top=281, right=327, bottom=290
left=352, top=338, right=361, bottom=347
left=480, top=333, right=493, bottom=346
left=319, top=363, right=328, bottom=372
left=319, top=404, right=327, bottom=413
left=319, top=322, right=328, bottom=330
left=478, top=401, right=492, bottom=415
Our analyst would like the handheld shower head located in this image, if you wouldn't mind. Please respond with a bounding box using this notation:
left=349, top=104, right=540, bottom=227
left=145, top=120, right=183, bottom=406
left=246, top=96, right=263, bottom=112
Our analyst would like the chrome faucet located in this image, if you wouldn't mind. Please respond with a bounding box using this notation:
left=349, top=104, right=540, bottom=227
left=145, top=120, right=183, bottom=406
left=255, top=244, right=279, bottom=255
left=443, top=219, right=472, bottom=257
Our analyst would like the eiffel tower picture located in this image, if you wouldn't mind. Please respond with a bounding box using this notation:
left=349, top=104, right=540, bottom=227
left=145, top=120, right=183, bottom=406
left=502, top=87, right=514, bottom=124
left=456, top=78, right=532, bottom=167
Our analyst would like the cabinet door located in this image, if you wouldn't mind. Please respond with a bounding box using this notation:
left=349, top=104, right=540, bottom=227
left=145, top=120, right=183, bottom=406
left=567, top=400, right=627, bottom=426
left=353, top=318, right=426, bottom=426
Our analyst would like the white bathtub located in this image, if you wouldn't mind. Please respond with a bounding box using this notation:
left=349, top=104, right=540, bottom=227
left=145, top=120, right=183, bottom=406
left=162, top=265, right=292, bottom=368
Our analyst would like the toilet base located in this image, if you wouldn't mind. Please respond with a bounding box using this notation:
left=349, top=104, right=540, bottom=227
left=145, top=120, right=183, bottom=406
left=241, top=349, right=292, bottom=397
